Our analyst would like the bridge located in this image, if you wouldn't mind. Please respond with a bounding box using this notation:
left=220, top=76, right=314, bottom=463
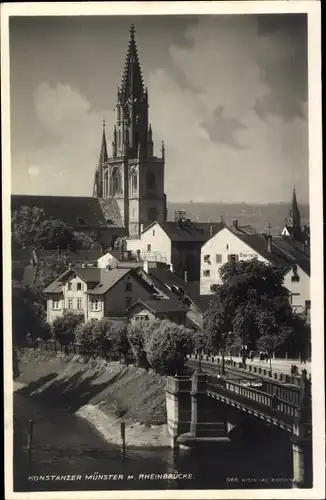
left=165, top=365, right=312, bottom=489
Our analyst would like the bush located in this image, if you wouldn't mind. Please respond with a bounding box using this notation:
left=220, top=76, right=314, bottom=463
left=145, top=320, right=195, bottom=375
left=52, top=311, right=84, bottom=352
left=127, top=322, right=151, bottom=369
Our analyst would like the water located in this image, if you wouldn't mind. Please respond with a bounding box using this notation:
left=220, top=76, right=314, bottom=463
left=14, top=393, right=294, bottom=492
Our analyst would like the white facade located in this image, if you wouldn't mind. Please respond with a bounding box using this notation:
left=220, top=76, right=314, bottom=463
left=126, top=222, right=171, bottom=264
left=200, top=227, right=268, bottom=294
left=97, top=251, right=120, bottom=269
left=284, top=265, right=310, bottom=316
left=46, top=270, right=155, bottom=323
left=200, top=227, right=310, bottom=315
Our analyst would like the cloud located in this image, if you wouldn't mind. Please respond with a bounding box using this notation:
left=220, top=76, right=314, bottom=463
left=148, top=16, right=308, bottom=203
left=12, top=83, right=115, bottom=195
left=28, top=165, right=40, bottom=177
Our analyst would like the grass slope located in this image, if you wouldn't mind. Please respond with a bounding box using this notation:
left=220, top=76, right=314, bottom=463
left=16, top=350, right=167, bottom=425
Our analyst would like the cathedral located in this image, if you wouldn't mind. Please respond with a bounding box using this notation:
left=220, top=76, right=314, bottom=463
left=12, top=25, right=167, bottom=246
left=93, top=24, right=167, bottom=238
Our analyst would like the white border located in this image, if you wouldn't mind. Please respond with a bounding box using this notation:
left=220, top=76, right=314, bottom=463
left=1, top=2, right=324, bottom=500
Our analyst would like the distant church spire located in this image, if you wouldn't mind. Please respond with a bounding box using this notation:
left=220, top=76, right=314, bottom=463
left=289, top=187, right=301, bottom=227
left=99, top=119, right=108, bottom=165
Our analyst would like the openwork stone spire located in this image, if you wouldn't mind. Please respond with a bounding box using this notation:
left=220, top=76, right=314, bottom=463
left=120, top=24, right=144, bottom=104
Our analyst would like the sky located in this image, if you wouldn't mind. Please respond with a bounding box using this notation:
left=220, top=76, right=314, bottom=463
left=9, top=14, right=309, bottom=204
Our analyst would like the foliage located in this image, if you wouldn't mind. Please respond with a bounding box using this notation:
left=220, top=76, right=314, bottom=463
left=204, top=259, right=306, bottom=356
left=12, top=281, right=51, bottom=346
left=75, top=318, right=129, bottom=359
left=11, top=206, right=99, bottom=251
left=52, top=311, right=84, bottom=349
left=127, top=322, right=150, bottom=368
left=144, top=319, right=195, bottom=375
left=35, top=256, right=68, bottom=291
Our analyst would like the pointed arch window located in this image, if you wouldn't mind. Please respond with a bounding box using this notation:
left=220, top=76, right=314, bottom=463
left=104, top=170, right=109, bottom=197
left=146, top=171, right=155, bottom=190
left=131, top=169, right=138, bottom=195
left=110, top=167, right=122, bottom=196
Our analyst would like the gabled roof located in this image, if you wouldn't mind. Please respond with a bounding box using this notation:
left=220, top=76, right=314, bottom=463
left=86, top=268, right=131, bottom=295
left=11, top=195, right=123, bottom=229
left=189, top=295, right=214, bottom=313
left=43, top=267, right=101, bottom=294
left=127, top=298, right=188, bottom=315
left=143, top=220, right=224, bottom=243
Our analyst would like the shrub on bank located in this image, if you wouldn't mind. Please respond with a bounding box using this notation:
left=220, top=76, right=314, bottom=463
left=52, top=312, right=84, bottom=353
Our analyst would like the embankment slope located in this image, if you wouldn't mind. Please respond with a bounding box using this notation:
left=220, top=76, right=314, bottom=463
left=14, top=350, right=170, bottom=447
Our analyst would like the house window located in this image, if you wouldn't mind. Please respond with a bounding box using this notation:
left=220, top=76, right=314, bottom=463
left=228, top=254, right=239, bottom=263
left=210, top=284, right=219, bottom=292
left=153, top=230, right=155, bottom=237
left=125, top=297, right=132, bottom=309
left=147, top=244, right=152, bottom=252
left=77, top=298, right=82, bottom=310
left=68, top=298, right=73, bottom=309
left=125, top=281, right=133, bottom=292
left=77, top=282, right=82, bottom=291
left=67, top=283, right=72, bottom=291
left=290, top=293, right=300, bottom=305
left=203, top=270, right=210, bottom=277
left=291, top=275, right=300, bottom=282
left=204, top=254, right=210, bottom=263
left=52, top=300, right=60, bottom=310
left=91, top=300, right=100, bottom=311
left=216, top=254, right=222, bottom=263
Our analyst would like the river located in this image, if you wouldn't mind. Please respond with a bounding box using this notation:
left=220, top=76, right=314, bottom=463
left=13, top=392, right=294, bottom=492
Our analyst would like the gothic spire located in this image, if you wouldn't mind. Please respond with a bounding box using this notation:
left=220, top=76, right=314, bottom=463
left=289, top=187, right=301, bottom=225
left=120, top=24, right=144, bottom=104
left=98, top=120, right=108, bottom=165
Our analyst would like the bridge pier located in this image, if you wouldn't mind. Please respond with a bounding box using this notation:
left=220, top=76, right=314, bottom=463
left=291, top=371, right=312, bottom=488
left=165, top=376, right=192, bottom=448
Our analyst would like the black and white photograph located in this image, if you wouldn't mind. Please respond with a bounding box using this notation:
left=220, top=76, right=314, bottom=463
left=2, top=1, right=324, bottom=499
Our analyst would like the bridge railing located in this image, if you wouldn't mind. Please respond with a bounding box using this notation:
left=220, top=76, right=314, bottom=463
left=208, top=378, right=299, bottom=419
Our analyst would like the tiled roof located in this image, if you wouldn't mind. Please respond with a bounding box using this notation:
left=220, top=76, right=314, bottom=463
left=189, top=295, right=214, bottom=313
left=128, top=298, right=188, bottom=314
left=86, top=268, right=131, bottom=295
left=43, top=267, right=102, bottom=293
left=144, top=220, right=224, bottom=243
left=11, top=195, right=123, bottom=229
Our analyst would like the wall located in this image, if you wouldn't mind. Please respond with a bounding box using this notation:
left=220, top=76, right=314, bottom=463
left=103, top=273, right=154, bottom=317
left=200, top=227, right=268, bottom=294
left=130, top=307, right=156, bottom=325
left=46, top=294, right=64, bottom=323
left=284, top=265, right=310, bottom=316
left=46, top=274, right=89, bottom=323
left=126, top=222, right=171, bottom=264
left=97, top=252, right=120, bottom=269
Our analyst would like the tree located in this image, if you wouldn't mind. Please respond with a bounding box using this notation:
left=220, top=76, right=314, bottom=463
left=11, top=205, right=99, bottom=251
left=35, top=256, right=68, bottom=291
left=145, top=320, right=195, bottom=375
left=204, top=259, right=305, bottom=357
left=127, top=322, right=150, bottom=368
left=12, top=281, right=50, bottom=346
left=96, top=319, right=129, bottom=360
left=52, top=312, right=84, bottom=353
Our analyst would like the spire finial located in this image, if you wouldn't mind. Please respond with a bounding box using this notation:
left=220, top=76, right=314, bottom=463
left=102, top=119, right=106, bottom=130
left=130, top=24, right=135, bottom=41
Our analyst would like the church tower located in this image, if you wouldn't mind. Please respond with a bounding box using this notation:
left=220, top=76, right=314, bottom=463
left=93, top=24, right=167, bottom=238
left=281, top=187, right=303, bottom=240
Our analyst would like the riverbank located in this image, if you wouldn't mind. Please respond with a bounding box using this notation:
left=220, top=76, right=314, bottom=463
left=14, top=349, right=170, bottom=448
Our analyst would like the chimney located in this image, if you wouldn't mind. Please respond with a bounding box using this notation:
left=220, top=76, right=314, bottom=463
left=140, top=224, right=144, bottom=234
left=136, top=249, right=140, bottom=262
left=267, top=234, right=272, bottom=253
left=209, top=225, right=214, bottom=237
left=184, top=271, right=188, bottom=282
left=143, top=260, right=149, bottom=274
left=68, top=262, right=72, bottom=269
left=233, top=220, right=238, bottom=229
